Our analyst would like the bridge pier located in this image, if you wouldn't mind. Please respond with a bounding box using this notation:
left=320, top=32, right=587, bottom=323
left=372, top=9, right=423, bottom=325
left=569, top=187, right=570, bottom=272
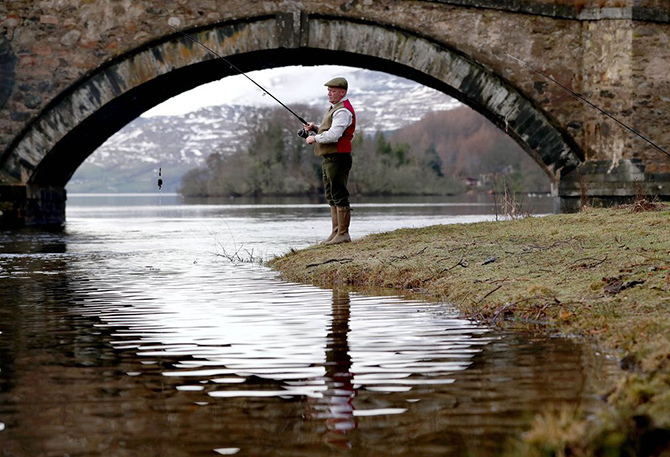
left=0, top=185, right=66, bottom=228
left=556, top=159, right=670, bottom=212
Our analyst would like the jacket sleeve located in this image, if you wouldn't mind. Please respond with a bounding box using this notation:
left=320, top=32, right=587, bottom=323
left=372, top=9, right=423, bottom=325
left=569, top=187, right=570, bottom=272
left=315, top=109, right=353, bottom=144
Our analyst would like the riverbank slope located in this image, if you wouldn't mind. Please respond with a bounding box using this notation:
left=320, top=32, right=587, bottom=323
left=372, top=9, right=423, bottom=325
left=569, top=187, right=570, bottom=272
left=268, top=203, right=670, bottom=456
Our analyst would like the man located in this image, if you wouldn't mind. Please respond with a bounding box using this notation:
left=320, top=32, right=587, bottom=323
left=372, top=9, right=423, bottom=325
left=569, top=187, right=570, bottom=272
left=303, top=77, right=356, bottom=245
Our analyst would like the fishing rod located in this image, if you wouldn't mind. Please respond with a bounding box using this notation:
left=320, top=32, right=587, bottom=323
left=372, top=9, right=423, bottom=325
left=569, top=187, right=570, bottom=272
left=168, top=24, right=313, bottom=136
left=505, top=53, right=670, bottom=160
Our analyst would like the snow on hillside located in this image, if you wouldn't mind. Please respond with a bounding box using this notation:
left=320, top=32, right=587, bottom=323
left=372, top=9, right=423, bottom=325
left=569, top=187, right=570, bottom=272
left=70, top=68, right=460, bottom=193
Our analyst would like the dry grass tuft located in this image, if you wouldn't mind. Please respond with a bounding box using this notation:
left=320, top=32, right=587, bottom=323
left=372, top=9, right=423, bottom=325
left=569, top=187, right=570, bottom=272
left=631, top=197, right=660, bottom=213
left=516, top=406, right=587, bottom=457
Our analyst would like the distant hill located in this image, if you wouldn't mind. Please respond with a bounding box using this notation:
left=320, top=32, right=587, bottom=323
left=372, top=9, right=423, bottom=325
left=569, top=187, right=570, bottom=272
left=68, top=69, right=460, bottom=193
left=390, top=107, right=551, bottom=193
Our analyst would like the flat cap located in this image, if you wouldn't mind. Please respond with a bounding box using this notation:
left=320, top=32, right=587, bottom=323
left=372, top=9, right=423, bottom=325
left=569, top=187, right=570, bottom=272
left=324, top=77, right=348, bottom=90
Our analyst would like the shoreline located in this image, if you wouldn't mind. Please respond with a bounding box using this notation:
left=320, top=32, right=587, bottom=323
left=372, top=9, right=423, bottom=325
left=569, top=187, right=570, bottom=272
left=268, top=203, right=670, bottom=455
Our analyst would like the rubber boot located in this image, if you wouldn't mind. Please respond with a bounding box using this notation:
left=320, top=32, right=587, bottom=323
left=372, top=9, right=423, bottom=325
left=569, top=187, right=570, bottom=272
left=325, top=206, right=351, bottom=245
left=322, top=206, right=339, bottom=244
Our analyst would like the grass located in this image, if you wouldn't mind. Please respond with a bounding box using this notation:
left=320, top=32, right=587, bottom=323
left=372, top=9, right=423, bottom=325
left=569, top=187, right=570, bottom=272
left=267, top=203, right=670, bottom=456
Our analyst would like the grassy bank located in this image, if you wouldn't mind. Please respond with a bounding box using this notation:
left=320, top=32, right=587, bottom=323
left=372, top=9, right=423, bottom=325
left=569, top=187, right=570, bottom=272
left=268, top=203, right=670, bottom=456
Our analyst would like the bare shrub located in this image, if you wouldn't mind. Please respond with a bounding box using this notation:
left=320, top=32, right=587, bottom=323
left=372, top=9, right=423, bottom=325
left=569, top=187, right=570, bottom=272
left=490, top=177, right=532, bottom=220
left=209, top=226, right=264, bottom=264
left=631, top=182, right=659, bottom=213
left=578, top=172, right=589, bottom=210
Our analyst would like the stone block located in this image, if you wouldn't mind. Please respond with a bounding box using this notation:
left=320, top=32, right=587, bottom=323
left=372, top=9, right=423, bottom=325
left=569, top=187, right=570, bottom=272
left=39, top=15, right=59, bottom=25
left=22, top=93, right=41, bottom=109
left=61, top=30, right=81, bottom=47
left=1, top=15, right=21, bottom=28
left=32, top=44, right=53, bottom=56
left=10, top=111, right=30, bottom=122
left=18, top=56, right=35, bottom=67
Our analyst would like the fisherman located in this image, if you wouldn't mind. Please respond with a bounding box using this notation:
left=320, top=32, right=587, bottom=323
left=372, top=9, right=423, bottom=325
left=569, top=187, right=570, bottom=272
left=303, top=77, right=356, bottom=245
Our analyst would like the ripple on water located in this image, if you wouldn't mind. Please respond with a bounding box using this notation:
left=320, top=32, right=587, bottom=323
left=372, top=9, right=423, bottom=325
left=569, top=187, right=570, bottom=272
left=61, top=267, right=614, bottom=455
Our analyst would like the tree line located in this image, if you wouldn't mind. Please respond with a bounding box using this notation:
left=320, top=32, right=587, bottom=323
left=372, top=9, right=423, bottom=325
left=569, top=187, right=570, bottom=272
left=179, top=104, right=550, bottom=198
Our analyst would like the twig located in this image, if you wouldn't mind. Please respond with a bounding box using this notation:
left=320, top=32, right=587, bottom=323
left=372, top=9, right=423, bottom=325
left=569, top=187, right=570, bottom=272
left=449, top=258, right=469, bottom=270
left=413, top=247, right=428, bottom=256
left=491, top=302, right=515, bottom=323
left=535, top=302, right=555, bottom=320
left=518, top=238, right=577, bottom=254
left=567, top=255, right=608, bottom=270
left=209, top=222, right=264, bottom=264
left=477, top=284, right=503, bottom=304
left=422, top=258, right=469, bottom=283
left=306, top=258, right=354, bottom=268
left=390, top=246, right=428, bottom=262
left=389, top=254, right=408, bottom=262
left=487, top=277, right=510, bottom=284
left=488, top=294, right=548, bottom=323
left=215, top=246, right=263, bottom=263
left=446, top=242, right=477, bottom=253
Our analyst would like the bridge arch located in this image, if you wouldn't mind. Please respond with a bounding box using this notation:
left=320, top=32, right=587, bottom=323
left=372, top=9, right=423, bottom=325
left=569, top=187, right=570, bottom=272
left=0, top=13, right=583, bottom=224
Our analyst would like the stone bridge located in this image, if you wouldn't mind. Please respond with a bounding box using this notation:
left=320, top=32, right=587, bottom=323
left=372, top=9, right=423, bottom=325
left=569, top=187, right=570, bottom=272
left=1, top=0, right=669, bottom=226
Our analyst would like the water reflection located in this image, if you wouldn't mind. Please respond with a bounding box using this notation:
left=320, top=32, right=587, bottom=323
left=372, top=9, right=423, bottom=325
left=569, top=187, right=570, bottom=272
left=322, top=288, right=356, bottom=449
left=0, top=197, right=615, bottom=456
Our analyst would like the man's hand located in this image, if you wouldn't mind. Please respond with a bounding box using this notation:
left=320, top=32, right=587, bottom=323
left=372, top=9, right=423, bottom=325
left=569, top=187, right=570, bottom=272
left=305, top=135, right=316, bottom=145
left=304, top=122, right=317, bottom=132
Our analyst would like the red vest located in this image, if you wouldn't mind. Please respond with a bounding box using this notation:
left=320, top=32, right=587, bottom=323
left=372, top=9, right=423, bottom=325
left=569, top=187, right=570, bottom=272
left=337, top=100, right=356, bottom=152
left=337, top=100, right=356, bottom=153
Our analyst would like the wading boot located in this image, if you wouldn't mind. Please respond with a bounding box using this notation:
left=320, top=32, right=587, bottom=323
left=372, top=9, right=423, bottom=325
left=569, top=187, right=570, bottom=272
left=325, top=206, right=351, bottom=245
left=322, top=206, right=339, bottom=244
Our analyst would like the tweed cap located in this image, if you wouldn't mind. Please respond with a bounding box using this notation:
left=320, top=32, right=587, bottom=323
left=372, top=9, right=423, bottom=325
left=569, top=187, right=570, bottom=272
left=324, top=77, right=348, bottom=90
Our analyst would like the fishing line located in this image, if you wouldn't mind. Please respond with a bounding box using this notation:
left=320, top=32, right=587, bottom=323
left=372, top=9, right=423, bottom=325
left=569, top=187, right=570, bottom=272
left=505, top=52, right=670, bottom=160
left=168, top=24, right=309, bottom=125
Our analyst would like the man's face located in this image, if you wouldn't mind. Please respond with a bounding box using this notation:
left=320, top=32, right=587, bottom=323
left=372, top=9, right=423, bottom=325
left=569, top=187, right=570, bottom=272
left=327, top=87, right=346, bottom=105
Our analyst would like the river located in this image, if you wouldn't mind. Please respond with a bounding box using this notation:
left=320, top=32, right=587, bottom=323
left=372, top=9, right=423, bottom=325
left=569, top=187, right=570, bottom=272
left=0, top=194, right=615, bottom=456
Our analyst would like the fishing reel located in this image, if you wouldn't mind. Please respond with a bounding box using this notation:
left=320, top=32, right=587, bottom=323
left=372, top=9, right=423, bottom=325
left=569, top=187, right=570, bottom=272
left=297, top=128, right=316, bottom=139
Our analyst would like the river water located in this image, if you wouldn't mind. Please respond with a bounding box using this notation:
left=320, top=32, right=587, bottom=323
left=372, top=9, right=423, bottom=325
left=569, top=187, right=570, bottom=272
left=0, top=194, right=615, bottom=456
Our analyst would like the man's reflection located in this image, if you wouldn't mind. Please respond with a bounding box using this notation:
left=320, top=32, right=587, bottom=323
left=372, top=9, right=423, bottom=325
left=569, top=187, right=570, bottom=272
left=323, top=286, right=357, bottom=449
